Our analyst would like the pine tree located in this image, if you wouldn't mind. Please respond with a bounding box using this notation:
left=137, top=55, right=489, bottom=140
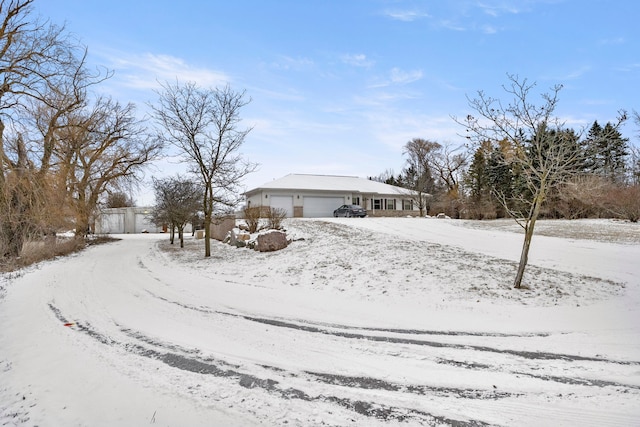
left=466, top=147, right=489, bottom=200
left=582, top=120, right=629, bottom=183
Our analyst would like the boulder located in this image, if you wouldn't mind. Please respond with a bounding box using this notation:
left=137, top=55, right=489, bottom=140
left=255, top=230, right=289, bottom=252
left=210, top=216, right=236, bottom=241
left=225, top=229, right=247, bottom=248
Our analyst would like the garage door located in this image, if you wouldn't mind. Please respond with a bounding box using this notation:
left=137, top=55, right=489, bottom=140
left=270, top=196, right=294, bottom=217
left=134, top=212, right=156, bottom=233
left=98, top=212, right=125, bottom=234
left=303, top=197, right=344, bottom=218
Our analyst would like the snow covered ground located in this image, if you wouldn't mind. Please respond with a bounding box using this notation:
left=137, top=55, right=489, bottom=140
left=1, top=217, right=639, bottom=426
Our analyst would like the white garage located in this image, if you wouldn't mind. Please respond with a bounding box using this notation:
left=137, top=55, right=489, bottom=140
left=303, top=196, right=344, bottom=218
left=269, top=196, right=294, bottom=217
left=95, top=207, right=163, bottom=234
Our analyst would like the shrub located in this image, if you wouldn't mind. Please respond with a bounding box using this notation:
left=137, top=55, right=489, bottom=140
left=266, top=207, right=287, bottom=230
left=243, top=206, right=262, bottom=233
left=605, top=184, right=640, bottom=222
left=2, top=237, right=81, bottom=272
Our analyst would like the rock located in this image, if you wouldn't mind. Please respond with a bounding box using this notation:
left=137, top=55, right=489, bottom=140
left=226, top=229, right=247, bottom=248
left=210, top=216, right=236, bottom=241
left=255, top=230, right=289, bottom=252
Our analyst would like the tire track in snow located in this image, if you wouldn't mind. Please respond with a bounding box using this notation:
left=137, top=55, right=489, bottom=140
left=145, top=290, right=640, bottom=368
left=136, top=292, right=640, bottom=396
left=48, top=303, right=493, bottom=426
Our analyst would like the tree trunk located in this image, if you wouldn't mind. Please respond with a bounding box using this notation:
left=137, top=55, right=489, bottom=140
left=204, top=213, right=211, bottom=257
left=203, top=187, right=212, bottom=257
left=75, top=208, right=90, bottom=239
left=178, top=225, right=184, bottom=248
left=513, top=190, right=544, bottom=288
left=170, top=224, right=175, bottom=244
left=513, top=221, right=534, bottom=288
left=0, top=119, right=6, bottom=190
left=1, top=222, right=25, bottom=258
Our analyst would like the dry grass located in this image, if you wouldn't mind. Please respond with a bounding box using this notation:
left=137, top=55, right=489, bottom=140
left=0, top=235, right=119, bottom=273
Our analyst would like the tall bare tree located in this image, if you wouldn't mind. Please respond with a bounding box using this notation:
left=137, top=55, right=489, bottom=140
left=151, top=81, right=256, bottom=257
left=457, top=74, right=625, bottom=289
left=429, top=142, right=468, bottom=217
left=401, top=138, right=439, bottom=216
left=0, top=0, right=108, bottom=257
left=54, top=97, right=162, bottom=236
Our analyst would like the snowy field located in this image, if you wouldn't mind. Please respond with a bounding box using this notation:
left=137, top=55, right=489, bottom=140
left=1, top=217, right=639, bottom=426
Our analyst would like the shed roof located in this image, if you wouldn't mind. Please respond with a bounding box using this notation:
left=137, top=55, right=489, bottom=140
left=246, top=174, right=415, bottom=196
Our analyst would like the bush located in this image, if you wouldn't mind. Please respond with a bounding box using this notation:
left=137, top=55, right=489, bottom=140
left=243, top=206, right=262, bottom=233
left=552, top=175, right=609, bottom=219
left=605, top=184, right=640, bottom=222
left=266, top=207, right=287, bottom=230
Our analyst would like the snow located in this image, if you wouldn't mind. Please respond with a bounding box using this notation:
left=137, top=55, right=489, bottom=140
left=247, top=173, right=413, bottom=195
left=1, top=217, right=639, bottom=426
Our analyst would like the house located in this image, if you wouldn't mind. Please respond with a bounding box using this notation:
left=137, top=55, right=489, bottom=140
left=244, top=174, right=424, bottom=218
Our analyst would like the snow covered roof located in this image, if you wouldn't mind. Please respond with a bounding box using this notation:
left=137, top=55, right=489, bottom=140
left=246, top=174, right=415, bottom=196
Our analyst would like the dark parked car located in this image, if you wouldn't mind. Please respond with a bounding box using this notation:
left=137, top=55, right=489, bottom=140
left=333, top=204, right=366, bottom=218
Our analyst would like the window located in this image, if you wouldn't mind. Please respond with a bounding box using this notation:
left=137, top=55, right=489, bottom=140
left=353, top=196, right=360, bottom=206
left=402, top=199, right=413, bottom=210
left=386, top=199, right=396, bottom=210
left=373, top=199, right=382, bottom=210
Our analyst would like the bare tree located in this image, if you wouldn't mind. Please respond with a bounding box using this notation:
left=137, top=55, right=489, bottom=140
left=0, top=0, right=108, bottom=257
left=456, top=74, right=626, bottom=289
left=150, top=176, right=202, bottom=247
left=430, top=143, right=468, bottom=195
left=429, top=142, right=468, bottom=218
left=104, top=192, right=135, bottom=208
left=630, top=111, right=640, bottom=186
left=151, top=81, right=256, bottom=257
left=603, top=184, right=640, bottom=223
left=401, top=138, right=439, bottom=216
left=55, top=97, right=162, bottom=237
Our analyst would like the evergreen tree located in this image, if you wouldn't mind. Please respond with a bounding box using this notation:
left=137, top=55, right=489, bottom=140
left=465, top=147, right=489, bottom=200
left=582, top=120, right=629, bottom=182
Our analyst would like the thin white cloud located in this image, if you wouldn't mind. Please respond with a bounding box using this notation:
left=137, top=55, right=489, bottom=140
left=390, top=68, right=424, bottom=85
left=269, top=55, right=314, bottom=71
left=482, top=25, right=498, bottom=34
left=368, top=68, right=424, bottom=88
left=341, top=53, right=374, bottom=68
left=564, top=66, right=592, bottom=80
left=365, top=110, right=464, bottom=151
left=598, top=37, right=625, bottom=46
left=614, top=63, right=640, bottom=72
left=477, top=2, right=526, bottom=17
left=439, top=20, right=467, bottom=31
left=103, top=52, right=230, bottom=89
left=541, top=65, right=592, bottom=81
left=384, top=9, right=430, bottom=22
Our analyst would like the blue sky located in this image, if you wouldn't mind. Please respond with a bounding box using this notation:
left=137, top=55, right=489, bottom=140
left=36, top=0, right=640, bottom=204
